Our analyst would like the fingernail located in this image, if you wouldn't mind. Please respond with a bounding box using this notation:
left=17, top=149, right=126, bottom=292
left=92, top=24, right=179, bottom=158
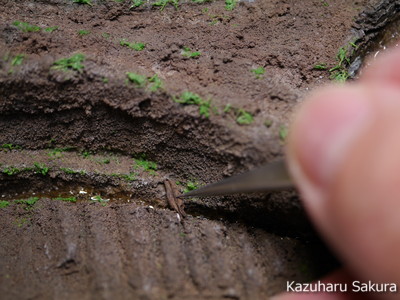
left=288, top=87, right=372, bottom=196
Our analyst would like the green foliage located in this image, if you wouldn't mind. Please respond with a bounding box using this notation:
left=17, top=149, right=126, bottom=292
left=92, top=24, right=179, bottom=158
left=60, top=167, right=80, bottom=174
left=53, top=53, right=85, bottom=72
left=148, top=74, right=163, bottom=91
left=279, top=126, right=288, bottom=141
left=1, top=144, right=21, bottom=151
left=251, top=66, right=265, bottom=78
left=15, top=197, right=39, bottom=206
left=120, top=39, right=146, bottom=51
left=91, top=195, right=109, bottom=206
left=225, top=0, right=237, bottom=10
left=183, top=181, right=199, bottom=193
left=330, top=69, right=349, bottom=82
left=34, top=162, right=49, bottom=176
left=48, top=147, right=73, bottom=158
left=181, top=46, right=201, bottom=58
left=44, top=26, right=58, bottom=32
left=54, top=196, right=77, bottom=203
left=153, top=0, right=179, bottom=10
left=81, top=150, right=92, bottom=158
left=130, top=0, right=144, bottom=8
left=133, top=157, right=157, bottom=175
left=2, top=166, right=20, bottom=175
left=174, top=91, right=213, bottom=118
left=11, top=54, right=25, bottom=66
left=264, top=119, right=273, bottom=128
left=12, top=21, right=41, bottom=32
left=122, top=173, right=137, bottom=181
left=78, top=29, right=90, bottom=36
left=126, top=72, right=147, bottom=87
left=73, top=0, right=93, bottom=6
left=313, top=63, right=327, bottom=70
left=320, top=0, right=329, bottom=6
left=102, top=32, right=111, bottom=39
left=236, top=109, right=253, bottom=125
left=328, top=46, right=353, bottom=82
left=126, top=72, right=163, bottom=91
left=0, top=201, right=10, bottom=209
left=223, top=104, right=232, bottom=113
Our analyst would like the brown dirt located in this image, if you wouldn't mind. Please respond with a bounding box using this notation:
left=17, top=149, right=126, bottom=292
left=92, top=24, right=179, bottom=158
left=0, top=0, right=393, bottom=299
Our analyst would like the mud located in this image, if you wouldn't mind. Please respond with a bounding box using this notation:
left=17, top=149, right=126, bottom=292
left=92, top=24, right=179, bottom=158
left=0, top=0, right=391, bottom=299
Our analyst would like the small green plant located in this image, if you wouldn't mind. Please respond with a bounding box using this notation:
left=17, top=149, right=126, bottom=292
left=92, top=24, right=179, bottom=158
left=130, top=0, right=144, bottom=8
left=120, top=39, right=146, bottom=51
left=236, top=109, right=253, bottom=125
left=279, top=126, right=288, bottom=141
left=15, top=197, right=39, bottom=206
left=81, top=150, right=92, bottom=158
left=54, top=196, right=77, bottom=203
left=2, top=166, right=20, bottom=176
left=251, top=66, right=265, bottom=79
left=225, top=0, right=237, bottom=10
left=181, top=46, right=201, bottom=58
left=328, top=46, right=353, bottom=82
left=11, top=54, right=25, bottom=66
left=174, top=91, right=213, bottom=118
left=44, top=26, right=58, bottom=32
left=34, top=162, right=49, bottom=176
left=122, top=172, right=137, bottom=181
left=153, top=0, right=179, bottom=10
left=73, top=0, right=93, bottom=6
left=183, top=181, right=199, bottom=193
left=313, top=63, right=327, bottom=70
left=12, top=21, right=41, bottom=32
left=91, top=195, right=109, bottom=206
left=1, top=144, right=21, bottom=151
left=78, top=29, right=90, bottom=36
left=15, top=217, right=29, bottom=228
left=264, top=119, right=273, bottom=128
left=133, top=156, right=157, bottom=175
left=60, top=167, right=80, bottom=174
left=126, top=72, right=147, bottom=87
left=102, top=32, right=111, bottom=39
left=53, top=53, right=85, bottom=72
left=320, top=0, right=329, bottom=6
left=0, top=201, right=10, bottom=209
left=148, top=74, right=163, bottom=91
left=102, top=77, right=109, bottom=83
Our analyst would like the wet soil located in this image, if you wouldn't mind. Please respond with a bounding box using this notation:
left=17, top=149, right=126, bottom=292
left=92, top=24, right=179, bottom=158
left=0, top=0, right=394, bottom=299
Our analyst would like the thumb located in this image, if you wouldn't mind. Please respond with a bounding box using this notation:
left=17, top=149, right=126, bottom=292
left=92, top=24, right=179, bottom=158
left=287, top=84, right=400, bottom=289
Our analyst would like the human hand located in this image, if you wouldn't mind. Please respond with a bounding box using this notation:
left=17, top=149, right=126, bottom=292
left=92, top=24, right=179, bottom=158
left=276, top=47, right=400, bottom=299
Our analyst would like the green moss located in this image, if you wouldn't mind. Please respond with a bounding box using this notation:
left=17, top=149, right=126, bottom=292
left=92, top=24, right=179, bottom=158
left=130, top=0, right=144, bottom=8
left=126, top=72, right=147, bottom=87
left=53, top=53, right=85, bottom=72
left=1, top=144, right=21, bottom=151
left=148, top=74, right=163, bottom=91
left=181, top=46, right=201, bottom=58
left=120, top=39, right=146, bottom=51
left=53, top=196, right=77, bottom=203
left=279, top=126, right=288, bottom=141
left=15, top=197, right=39, bottom=206
left=225, top=0, right=237, bottom=10
left=251, top=66, right=265, bottom=78
left=183, top=181, right=199, bottom=193
left=313, top=63, right=327, bottom=70
left=133, top=157, right=157, bottom=175
left=78, top=29, right=90, bottom=36
left=2, top=166, right=21, bottom=176
left=91, top=195, right=109, bottom=206
left=174, top=91, right=213, bottom=118
left=12, top=21, right=41, bottom=32
left=153, top=0, right=179, bottom=10
left=73, top=0, right=93, bottom=6
left=33, top=162, right=49, bottom=175
left=11, top=54, right=25, bottom=66
left=236, top=109, right=253, bottom=125
left=0, top=201, right=10, bottom=209
left=44, top=26, right=59, bottom=32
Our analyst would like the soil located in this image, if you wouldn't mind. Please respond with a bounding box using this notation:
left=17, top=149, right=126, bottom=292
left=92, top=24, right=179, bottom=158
left=0, top=0, right=395, bottom=299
